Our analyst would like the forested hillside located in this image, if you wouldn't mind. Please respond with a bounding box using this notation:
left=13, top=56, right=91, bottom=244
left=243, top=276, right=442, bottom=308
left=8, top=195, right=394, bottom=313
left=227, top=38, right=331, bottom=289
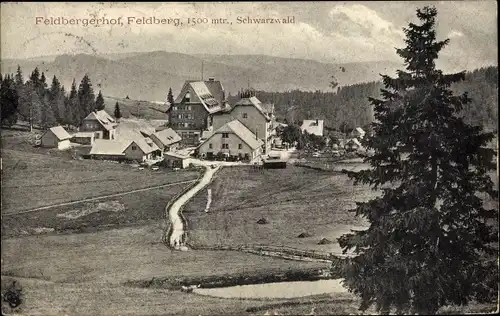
left=232, top=66, right=497, bottom=131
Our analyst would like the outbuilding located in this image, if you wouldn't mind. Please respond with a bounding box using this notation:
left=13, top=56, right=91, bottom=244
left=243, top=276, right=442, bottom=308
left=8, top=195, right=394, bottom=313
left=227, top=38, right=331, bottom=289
left=40, top=126, right=72, bottom=150
left=163, top=152, right=190, bottom=169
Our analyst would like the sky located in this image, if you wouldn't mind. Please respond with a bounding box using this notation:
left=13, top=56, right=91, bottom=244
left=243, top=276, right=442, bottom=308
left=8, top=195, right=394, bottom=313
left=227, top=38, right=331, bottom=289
left=1, top=1, right=497, bottom=69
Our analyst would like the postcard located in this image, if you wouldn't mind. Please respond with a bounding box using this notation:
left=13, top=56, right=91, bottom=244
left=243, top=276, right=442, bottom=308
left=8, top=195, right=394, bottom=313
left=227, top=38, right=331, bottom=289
left=1, top=2, right=498, bottom=315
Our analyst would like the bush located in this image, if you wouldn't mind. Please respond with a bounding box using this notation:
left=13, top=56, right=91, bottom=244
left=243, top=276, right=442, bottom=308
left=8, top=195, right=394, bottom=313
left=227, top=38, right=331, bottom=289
left=1, top=278, right=23, bottom=312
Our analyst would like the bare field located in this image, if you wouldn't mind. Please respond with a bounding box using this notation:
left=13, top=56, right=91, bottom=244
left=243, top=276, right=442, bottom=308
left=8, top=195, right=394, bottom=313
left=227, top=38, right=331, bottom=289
left=183, top=166, right=372, bottom=254
left=1, top=149, right=200, bottom=213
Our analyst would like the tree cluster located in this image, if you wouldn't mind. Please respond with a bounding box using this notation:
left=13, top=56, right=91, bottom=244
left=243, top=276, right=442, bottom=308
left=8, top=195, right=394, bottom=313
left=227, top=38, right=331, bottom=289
left=227, top=65, right=498, bottom=132
left=279, top=124, right=327, bottom=150
left=0, top=66, right=106, bottom=130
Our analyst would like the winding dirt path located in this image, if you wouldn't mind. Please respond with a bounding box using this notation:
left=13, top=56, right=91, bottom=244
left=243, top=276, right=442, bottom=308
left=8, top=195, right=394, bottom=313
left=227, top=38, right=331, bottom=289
left=168, top=164, right=220, bottom=250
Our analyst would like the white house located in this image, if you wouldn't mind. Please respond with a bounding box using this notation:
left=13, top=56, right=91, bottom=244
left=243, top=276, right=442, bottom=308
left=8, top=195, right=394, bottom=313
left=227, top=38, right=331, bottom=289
left=212, top=96, right=274, bottom=154
left=40, top=126, right=72, bottom=150
left=301, top=119, right=324, bottom=137
left=197, top=119, right=263, bottom=161
left=150, top=128, right=182, bottom=153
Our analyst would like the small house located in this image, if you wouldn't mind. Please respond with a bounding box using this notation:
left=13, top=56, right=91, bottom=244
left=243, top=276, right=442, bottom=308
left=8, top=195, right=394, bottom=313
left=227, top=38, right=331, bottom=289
left=163, top=152, right=190, bottom=169
left=40, top=126, right=72, bottom=150
left=80, top=110, right=118, bottom=140
left=301, top=119, right=324, bottom=137
left=345, top=138, right=362, bottom=151
left=123, top=138, right=162, bottom=162
left=150, top=128, right=182, bottom=153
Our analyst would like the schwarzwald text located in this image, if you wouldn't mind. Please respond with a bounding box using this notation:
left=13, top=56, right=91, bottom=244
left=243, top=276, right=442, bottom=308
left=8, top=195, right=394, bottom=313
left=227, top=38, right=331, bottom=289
left=236, top=16, right=295, bottom=24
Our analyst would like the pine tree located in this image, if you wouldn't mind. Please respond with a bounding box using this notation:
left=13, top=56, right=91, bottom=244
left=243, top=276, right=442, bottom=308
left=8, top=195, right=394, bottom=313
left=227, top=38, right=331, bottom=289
left=22, top=68, right=44, bottom=131
left=336, top=7, right=498, bottom=314
left=68, top=79, right=81, bottom=127
left=78, top=74, right=95, bottom=120
left=114, top=102, right=122, bottom=120
left=14, top=65, right=23, bottom=90
left=39, top=72, right=55, bottom=128
left=167, top=87, right=174, bottom=106
left=49, top=75, right=63, bottom=125
left=95, top=90, right=105, bottom=111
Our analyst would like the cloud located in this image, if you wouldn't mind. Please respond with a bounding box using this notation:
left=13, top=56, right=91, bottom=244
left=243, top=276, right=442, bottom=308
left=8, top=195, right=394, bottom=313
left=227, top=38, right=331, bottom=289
left=0, top=1, right=496, bottom=70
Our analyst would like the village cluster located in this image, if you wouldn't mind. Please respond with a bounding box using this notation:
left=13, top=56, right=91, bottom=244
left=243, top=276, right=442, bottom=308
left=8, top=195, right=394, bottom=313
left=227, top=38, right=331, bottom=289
left=39, top=78, right=368, bottom=169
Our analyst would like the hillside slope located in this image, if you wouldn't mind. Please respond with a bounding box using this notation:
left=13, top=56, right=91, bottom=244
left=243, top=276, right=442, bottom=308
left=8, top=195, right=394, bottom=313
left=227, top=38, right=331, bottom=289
left=1, top=52, right=402, bottom=100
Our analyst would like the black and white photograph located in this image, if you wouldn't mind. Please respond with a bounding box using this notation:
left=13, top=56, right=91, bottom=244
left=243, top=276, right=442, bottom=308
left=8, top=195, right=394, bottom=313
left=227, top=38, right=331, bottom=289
left=0, top=1, right=498, bottom=315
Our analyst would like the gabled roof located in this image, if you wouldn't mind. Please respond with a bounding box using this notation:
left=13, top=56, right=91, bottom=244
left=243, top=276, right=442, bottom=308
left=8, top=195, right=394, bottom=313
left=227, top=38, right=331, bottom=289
left=45, top=126, right=72, bottom=141
left=89, top=139, right=129, bottom=155
left=151, top=128, right=181, bottom=146
left=129, top=137, right=160, bottom=154
left=301, top=120, right=324, bottom=136
left=83, top=110, right=117, bottom=131
left=174, top=80, right=224, bottom=114
left=232, top=96, right=271, bottom=121
left=205, top=119, right=263, bottom=150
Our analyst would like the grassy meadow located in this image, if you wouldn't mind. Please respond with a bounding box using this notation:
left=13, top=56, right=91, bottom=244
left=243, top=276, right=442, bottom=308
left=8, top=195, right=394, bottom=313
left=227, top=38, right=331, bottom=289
left=183, top=165, right=372, bottom=254
left=1, top=149, right=200, bottom=214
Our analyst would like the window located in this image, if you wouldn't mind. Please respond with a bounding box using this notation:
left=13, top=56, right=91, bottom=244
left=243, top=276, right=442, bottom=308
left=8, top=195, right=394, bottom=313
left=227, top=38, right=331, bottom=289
left=238, top=144, right=242, bottom=149
left=184, top=123, right=189, bottom=128
left=209, top=143, right=213, bottom=149
left=132, top=145, right=137, bottom=151
left=184, top=92, right=191, bottom=102
left=178, top=114, right=182, bottom=119
left=222, top=133, right=229, bottom=138
left=221, top=144, right=229, bottom=149
left=187, top=106, right=192, bottom=110
left=242, top=113, right=248, bottom=118
left=173, top=106, right=178, bottom=111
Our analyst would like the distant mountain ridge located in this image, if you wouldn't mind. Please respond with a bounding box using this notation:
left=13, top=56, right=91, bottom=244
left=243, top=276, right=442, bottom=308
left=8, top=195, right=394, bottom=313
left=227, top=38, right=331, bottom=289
left=0, top=51, right=487, bottom=102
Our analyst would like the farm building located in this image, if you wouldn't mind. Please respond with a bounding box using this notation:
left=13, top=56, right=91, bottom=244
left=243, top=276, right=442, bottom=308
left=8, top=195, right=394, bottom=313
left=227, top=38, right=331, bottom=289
left=163, top=152, right=190, bottom=169
left=123, top=138, right=162, bottom=162
left=301, top=119, right=324, bottom=137
left=40, top=126, right=72, bottom=150
left=72, top=132, right=96, bottom=145
left=89, top=139, right=128, bottom=160
left=197, top=119, right=263, bottom=161
left=89, top=137, right=162, bottom=162
left=80, top=110, right=118, bottom=140
left=150, top=128, right=182, bottom=153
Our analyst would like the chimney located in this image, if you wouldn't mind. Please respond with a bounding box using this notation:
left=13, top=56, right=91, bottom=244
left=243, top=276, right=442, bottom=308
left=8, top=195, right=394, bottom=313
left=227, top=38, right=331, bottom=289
left=208, top=77, right=215, bottom=81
